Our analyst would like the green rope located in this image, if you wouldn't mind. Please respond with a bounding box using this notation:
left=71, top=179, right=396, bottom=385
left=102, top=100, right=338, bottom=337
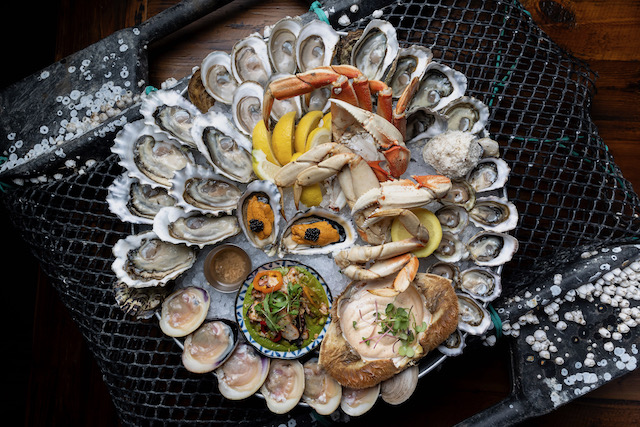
left=309, top=1, right=330, bottom=24
left=488, top=304, right=502, bottom=338
left=145, top=86, right=158, bottom=95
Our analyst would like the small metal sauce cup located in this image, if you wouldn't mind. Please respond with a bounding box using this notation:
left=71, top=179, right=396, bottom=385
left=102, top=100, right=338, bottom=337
left=203, top=244, right=252, bottom=293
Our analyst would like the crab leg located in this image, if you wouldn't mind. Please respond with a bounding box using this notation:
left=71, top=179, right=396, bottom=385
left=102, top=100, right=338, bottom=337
left=333, top=237, right=424, bottom=268
left=340, top=253, right=414, bottom=280
left=293, top=152, right=356, bottom=208
left=364, top=208, right=431, bottom=243
left=392, top=76, right=421, bottom=139
left=273, top=143, right=341, bottom=188
left=367, top=254, right=420, bottom=297
left=369, top=80, right=394, bottom=124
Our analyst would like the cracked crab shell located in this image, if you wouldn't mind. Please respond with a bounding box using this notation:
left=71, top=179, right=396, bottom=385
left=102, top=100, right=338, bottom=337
left=318, top=273, right=458, bottom=389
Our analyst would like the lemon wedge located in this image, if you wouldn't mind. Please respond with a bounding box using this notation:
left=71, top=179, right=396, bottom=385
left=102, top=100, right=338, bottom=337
left=291, top=152, right=303, bottom=162
left=321, top=112, right=332, bottom=130
left=390, top=208, right=442, bottom=257
left=271, top=111, right=297, bottom=165
left=252, top=149, right=282, bottom=182
left=294, top=110, right=323, bottom=153
left=299, top=183, right=323, bottom=207
left=305, top=126, right=332, bottom=152
left=252, top=120, right=279, bottom=166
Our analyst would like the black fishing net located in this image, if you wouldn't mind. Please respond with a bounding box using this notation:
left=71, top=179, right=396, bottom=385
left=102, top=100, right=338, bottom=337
left=3, top=0, right=639, bottom=425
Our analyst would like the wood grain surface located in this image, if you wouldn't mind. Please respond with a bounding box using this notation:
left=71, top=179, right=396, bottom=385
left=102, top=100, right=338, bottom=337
left=3, top=0, right=639, bottom=425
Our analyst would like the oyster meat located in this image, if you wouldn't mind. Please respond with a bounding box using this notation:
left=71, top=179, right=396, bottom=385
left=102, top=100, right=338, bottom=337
left=386, top=45, right=432, bottom=98
left=200, top=51, right=239, bottom=105
left=405, top=107, right=448, bottom=143
left=437, top=329, right=466, bottom=356
left=112, top=231, right=196, bottom=288
left=458, top=267, right=502, bottom=302
left=434, top=231, right=466, bottom=263
left=237, top=180, right=282, bottom=256
left=435, top=204, right=469, bottom=234
left=456, top=292, right=492, bottom=335
left=182, top=319, right=238, bottom=373
left=466, top=230, right=518, bottom=267
left=466, top=157, right=511, bottom=193
left=192, top=111, right=254, bottom=183
left=278, top=207, right=356, bottom=256
left=215, top=342, right=270, bottom=400
left=261, top=359, right=305, bottom=414
left=441, top=96, right=489, bottom=135
left=351, top=19, right=399, bottom=81
left=170, top=163, right=242, bottom=215
left=153, top=206, right=240, bottom=249
left=231, top=34, right=272, bottom=86
left=159, top=286, right=210, bottom=337
left=468, top=196, right=518, bottom=232
left=140, top=89, right=201, bottom=148
left=318, top=273, right=458, bottom=389
left=296, top=20, right=340, bottom=72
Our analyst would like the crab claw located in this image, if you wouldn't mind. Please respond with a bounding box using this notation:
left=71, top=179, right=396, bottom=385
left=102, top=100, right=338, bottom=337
left=340, top=253, right=413, bottom=280
left=383, top=145, right=411, bottom=178
left=411, top=175, right=452, bottom=198
left=367, top=253, right=419, bottom=297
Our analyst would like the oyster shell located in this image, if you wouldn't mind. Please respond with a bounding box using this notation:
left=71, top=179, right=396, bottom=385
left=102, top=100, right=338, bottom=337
left=295, top=20, right=340, bottom=72
left=140, top=89, right=201, bottom=148
left=435, top=204, right=469, bottom=234
left=380, top=365, right=419, bottom=406
left=159, top=286, right=210, bottom=337
left=112, top=230, right=196, bottom=288
left=111, top=120, right=194, bottom=188
left=268, top=17, right=302, bottom=75
left=231, top=33, right=272, bottom=86
left=468, top=196, right=518, bottom=232
left=107, top=173, right=177, bottom=225
left=261, top=359, right=305, bottom=414
left=340, top=385, right=380, bottom=417
left=215, top=342, right=270, bottom=400
left=318, top=273, right=459, bottom=389
left=458, top=267, right=502, bottom=302
left=267, top=73, right=303, bottom=122
left=231, top=80, right=264, bottom=136
left=188, top=68, right=215, bottom=113
left=351, top=19, right=399, bottom=81
left=456, top=292, right=492, bottom=335
left=113, top=281, right=171, bottom=320
left=437, top=329, right=466, bottom=356
left=153, top=206, right=240, bottom=249
left=409, top=61, right=467, bottom=112
left=386, top=45, right=432, bottom=98
left=466, top=230, right=518, bottom=267
left=200, top=50, right=239, bottom=105
left=405, top=107, right=448, bottom=144
left=442, top=96, right=489, bottom=135
left=169, top=163, right=242, bottom=215
left=466, top=157, right=510, bottom=193
left=440, top=179, right=476, bottom=211
left=182, top=319, right=239, bottom=373
left=191, top=111, right=254, bottom=183
left=302, top=358, right=342, bottom=415
left=237, top=180, right=282, bottom=256
left=278, top=207, right=356, bottom=256
left=434, top=231, right=466, bottom=263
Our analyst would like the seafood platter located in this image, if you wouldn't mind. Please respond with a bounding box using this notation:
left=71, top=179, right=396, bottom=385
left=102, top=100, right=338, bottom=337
left=108, top=17, right=519, bottom=417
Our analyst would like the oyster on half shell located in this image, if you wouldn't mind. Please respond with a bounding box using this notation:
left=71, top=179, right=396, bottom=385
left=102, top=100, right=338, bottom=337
left=169, top=163, right=242, bottom=216
left=112, top=230, right=196, bottom=288
left=296, top=20, right=340, bottom=72
left=268, top=17, right=302, bottom=75
left=351, top=19, right=399, bottom=82
left=466, top=230, right=518, bottom=267
left=107, top=173, right=177, bottom=225
left=409, top=61, right=467, bottom=112
left=386, top=45, right=432, bottom=98
left=200, top=50, right=239, bottom=105
left=140, top=89, right=201, bottom=148
left=231, top=33, right=272, bottom=86
left=191, top=111, right=254, bottom=183
left=153, top=206, right=239, bottom=249
left=232, top=80, right=264, bottom=136
left=318, top=273, right=458, bottom=389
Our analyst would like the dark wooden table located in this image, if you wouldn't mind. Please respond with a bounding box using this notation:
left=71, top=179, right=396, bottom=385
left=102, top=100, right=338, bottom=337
left=4, top=0, right=639, bottom=425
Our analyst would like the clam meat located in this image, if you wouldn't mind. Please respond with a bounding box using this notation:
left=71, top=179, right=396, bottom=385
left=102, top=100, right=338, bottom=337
left=112, top=230, right=196, bottom=288
left=200, top=51, right=239, bottom=105
left=153, top=206, right=240, bottom=249
left=278, top=207, right=356, bottom=256
left=182, top=320, right=238, bottom=373
left=237, top=180, right=282, bottom=256
left=261, top=359, right=305, bottom=414
left=340, top=385, right=380, bottom=417
left=159, top=286, right=210, bottom=337
left=192, top=111, right=254, bottom=183
left=215, top=342, right=270, bottom=400
left=302, top=358, right=342, bottom=415
left=170, top=163, right=242, bottom=215
left=351, top=19, right=399, bottom=81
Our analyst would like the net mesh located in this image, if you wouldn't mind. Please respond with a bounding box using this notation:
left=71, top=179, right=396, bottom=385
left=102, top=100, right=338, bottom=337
left=3, top=0, right=639, bottom=425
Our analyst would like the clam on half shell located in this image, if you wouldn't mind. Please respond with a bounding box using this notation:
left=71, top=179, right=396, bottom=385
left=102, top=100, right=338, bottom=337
left=215, top=342, right=270, bottom=400
left=182, top=319, right=239, bottom=374
left=318, top=273, right=458, bottom=389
